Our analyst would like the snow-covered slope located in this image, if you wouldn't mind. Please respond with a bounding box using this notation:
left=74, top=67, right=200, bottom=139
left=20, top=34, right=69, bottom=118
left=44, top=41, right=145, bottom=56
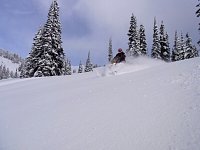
left=0, top=57, right=200, bottom=150
left=99, top=57, right=165, bottom=76
left=0, top=56, right=20, bottom=72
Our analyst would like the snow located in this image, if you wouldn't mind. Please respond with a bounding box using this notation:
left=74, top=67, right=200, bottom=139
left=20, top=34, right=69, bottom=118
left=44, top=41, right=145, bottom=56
left=100, top=57, right=165, bottom=76
left=0, top=56, right=20, bottom=72
left=0, top=57, right=200, bottom=150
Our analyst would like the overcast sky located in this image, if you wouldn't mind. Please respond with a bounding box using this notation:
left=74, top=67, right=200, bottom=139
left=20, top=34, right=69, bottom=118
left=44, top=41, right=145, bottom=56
left=0, top=0, right=199, bottom=65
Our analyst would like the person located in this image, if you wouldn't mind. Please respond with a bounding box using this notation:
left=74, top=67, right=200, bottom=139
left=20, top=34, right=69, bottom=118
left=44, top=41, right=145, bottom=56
left=111, top=48, right=126, bottom=64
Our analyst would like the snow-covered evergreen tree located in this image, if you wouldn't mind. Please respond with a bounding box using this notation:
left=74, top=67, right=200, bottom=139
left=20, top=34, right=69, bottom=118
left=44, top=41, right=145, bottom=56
left=85, top=51, right=93, bottom=72
left=127, top=14, right=140, bottom=56
left=64, top=59, right=72, bottom=75
left=172, top=32, right=190, bottom=61
left=179, top=32, right=186, bottom=60
left=127, top=14, right=136, bottom=55
left=172, top=31, right=199, bottom=61
left=171, top=31, right=180, bottom=61
left=0, top=49, right=23, bottom=64
left=0, top=65, right=9, bottom=79
left=20, top=27, right=43, bottom=78
left=108, top=37, right=113, bottom=63
left=78, top=61, right=83, bottom=73
left=19, top=61, right=26, bottom=78
left=0, top=65, right=2, bottom=79
left=194, top=46, right=199, bottom=57
left=14, top=69, right=18, bottom=78
left=6, top=68, right=9, bottom=78
left=10, top=71, right=14, bottom=78
left=185, top=33, right=199, bottom=59
left=22, top=0, right=65, bottom=78
left=139, top=24, right=147, bottom=55
left=151, top=17, right=161, bottom=59
left=165, top=32, right=171, bottom=61
left=159, top=21, right=170, bottom=62
left=196, top=0, right=200, bottom=46
left=196, top=0, right=200, bottom=17
left=24, top=27, right=44, bottom=77
left=2, top=65, right=6, bottom=79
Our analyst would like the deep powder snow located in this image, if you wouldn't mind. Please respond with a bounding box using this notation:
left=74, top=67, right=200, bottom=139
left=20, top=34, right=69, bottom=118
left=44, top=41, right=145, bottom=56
left=0, top=57, right=200, bottom=150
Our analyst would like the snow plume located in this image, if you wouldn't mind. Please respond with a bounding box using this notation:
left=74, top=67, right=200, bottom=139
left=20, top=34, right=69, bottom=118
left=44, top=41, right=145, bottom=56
left=100, top=56, right=165, bottom=76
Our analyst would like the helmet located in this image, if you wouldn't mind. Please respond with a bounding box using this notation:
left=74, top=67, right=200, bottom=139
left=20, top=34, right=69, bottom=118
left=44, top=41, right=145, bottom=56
left=118, top=48, right=122, bottom=52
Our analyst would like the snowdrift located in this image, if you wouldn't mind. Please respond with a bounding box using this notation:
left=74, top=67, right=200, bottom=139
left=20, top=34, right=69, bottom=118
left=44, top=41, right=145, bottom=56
left=0, top=57, right=200, bottom=150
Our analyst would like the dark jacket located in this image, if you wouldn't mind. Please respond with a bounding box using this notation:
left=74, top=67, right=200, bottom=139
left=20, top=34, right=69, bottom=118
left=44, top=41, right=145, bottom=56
left=114, top=52, right=126, bottom=63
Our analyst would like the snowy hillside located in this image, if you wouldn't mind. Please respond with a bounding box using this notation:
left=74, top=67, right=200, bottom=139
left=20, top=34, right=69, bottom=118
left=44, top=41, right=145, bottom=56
left=0, top=57, right=200, bottom=150
left=0, top=56, right=20, bottom=72
left=0, top=49, right=23, bottom=79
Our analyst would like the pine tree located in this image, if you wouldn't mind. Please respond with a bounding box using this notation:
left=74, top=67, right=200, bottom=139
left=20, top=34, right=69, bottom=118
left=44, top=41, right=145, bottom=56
left=2, top=65, right=7, bottom=79
left=6, top=68, right=10, bottom=78
left=0, top=65, right=3, bottom=80
left=194, top=46, right=199, bottom=57
left=21, top=25, right=44, bottom=78
left=14, top=69, right=18, bottom=78
left=36, top=0, right=65, bottom=77
left=85, top=51, right=93, bottom=72
left=64, top=59, right=72, bottom=75
left=165, top=32, right=171, bottom=61
left=159, top=21, right=170, bottom=62
left=19, top=61, right=26, bottom=78
left=179, top=32, right=186, bottom=60
left=68, top=60, right=72, bottom=75
left=108, top=37, right=113, bottom=63
left=171, top=32, right=186, bottom=61
left=78, top=61, right=83, bottom=73
left=22, top=0, right=65, bottom=78
left=184, top=33, right=199, bottom=59
left=10, top=71, right=14, bottom=78
left=139, top=24, right=147, bottom=55
left=185, top=33, right=198, bottom=59
left=20, top=27, right=41, bottom=78
left=127, top=14, right=140, bottom=56
left=196, top=0, right=200, bottom=46
left=25, top=27, right=44, bottom=77
left=151, top=17, right=161, bottom=59
left=171, top=31, right=179, bottom=61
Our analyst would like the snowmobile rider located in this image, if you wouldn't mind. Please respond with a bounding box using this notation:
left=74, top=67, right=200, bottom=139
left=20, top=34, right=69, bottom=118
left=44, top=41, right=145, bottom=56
left=112, top=48, right=126, bottom=64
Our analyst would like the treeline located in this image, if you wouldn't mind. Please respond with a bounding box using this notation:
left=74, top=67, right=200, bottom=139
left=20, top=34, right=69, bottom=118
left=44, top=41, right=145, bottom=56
left=21, top=0, right=199, bottom=78
left=0, top=49, right=22, bottom=80
left=108, top=14, right=199, bottom=63
left=0, top=65, right=18, bottom=80
left=0, top=49, right=23, bottom=64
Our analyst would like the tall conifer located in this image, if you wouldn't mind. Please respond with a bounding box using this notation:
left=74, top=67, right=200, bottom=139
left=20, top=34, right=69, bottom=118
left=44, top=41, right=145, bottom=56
left=196, top=0, right=200, bottom=46
left=78, top=61, right=83, bottom=73
left=127, top=14, right=140, bottom=56
left=151, top=17, right=161, bottom=59
left=108, top=37, right=113, bottom=63
left=85, top=51, right=93, bottom=72
left=139, top=24, right=147, bottom=55
left=171, top=31, right=180, bottom=61
left=22, top=0, right=65, bottom=77
left=159, top=21, right=170, bottom=62
left=185, top=33, right=198, bottom=59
